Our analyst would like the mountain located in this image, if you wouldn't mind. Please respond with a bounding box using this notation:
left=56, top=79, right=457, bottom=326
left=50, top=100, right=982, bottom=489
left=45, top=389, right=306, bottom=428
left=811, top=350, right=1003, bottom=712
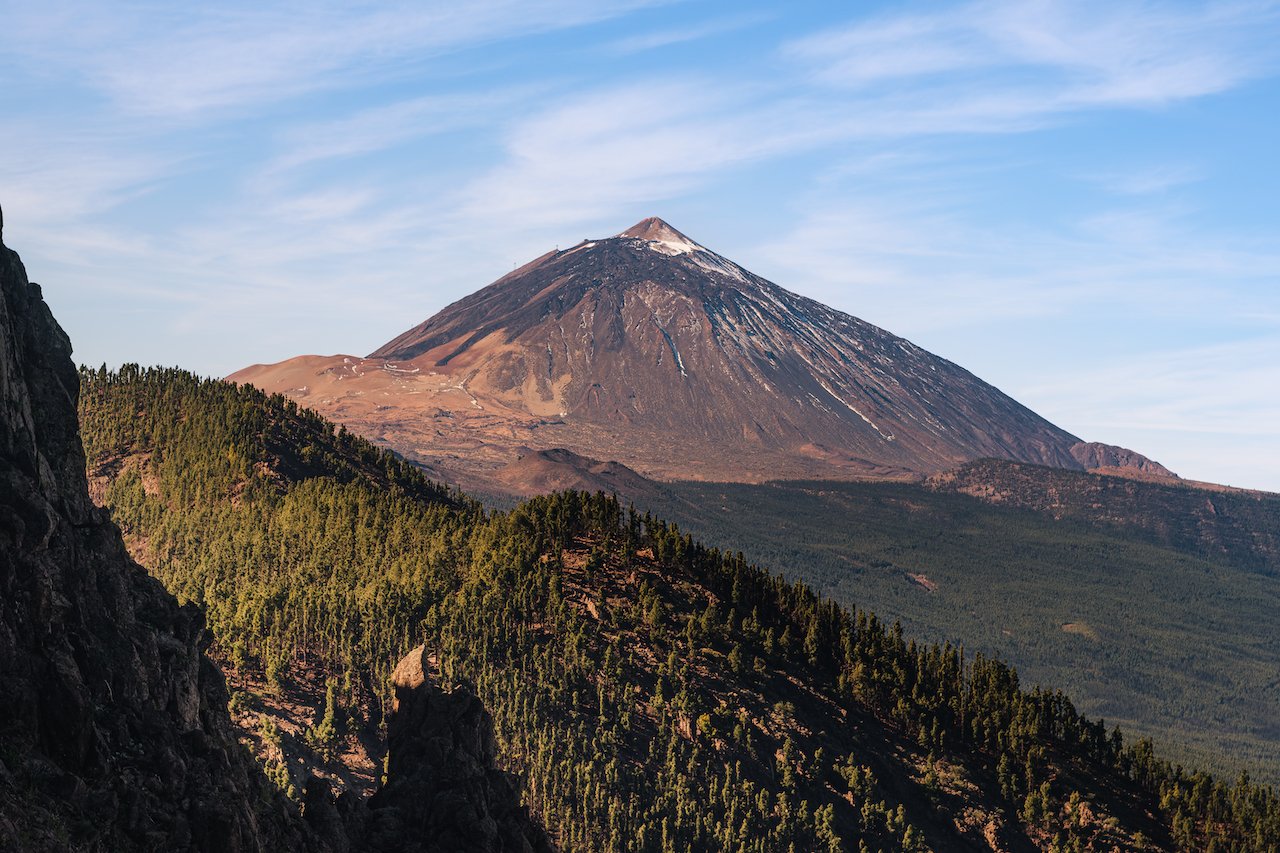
left=79, top=364, right=1280, bottom=850
left=232, top=217, right=1162, bottom=492
left=927, top=458, right=1280, bottom=572
left=1066, top=442, right=1176, bottom=480
left=0, top=209, right=546, bottom=852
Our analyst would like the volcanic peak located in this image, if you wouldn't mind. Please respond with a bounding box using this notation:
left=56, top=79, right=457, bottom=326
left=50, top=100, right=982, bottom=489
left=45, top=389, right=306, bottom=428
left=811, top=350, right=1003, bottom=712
left=235, top=214, right=1176, bottom=489
left=616, top=216, right=703, bottom=255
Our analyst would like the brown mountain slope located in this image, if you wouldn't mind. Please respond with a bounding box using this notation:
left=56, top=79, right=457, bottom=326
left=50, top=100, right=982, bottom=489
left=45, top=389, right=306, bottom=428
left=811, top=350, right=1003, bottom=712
left=234, top=218, right=1162, bottom=491
left=927, top=457, right=1279, bottom=573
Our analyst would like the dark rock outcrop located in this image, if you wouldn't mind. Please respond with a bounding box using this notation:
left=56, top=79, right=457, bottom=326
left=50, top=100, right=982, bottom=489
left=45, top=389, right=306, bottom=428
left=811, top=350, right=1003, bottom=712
left=0, top=209, right=315, bottom=850
left=304, top=646, right=552, bottom=853
left=0, top=206, right=551, bottom=850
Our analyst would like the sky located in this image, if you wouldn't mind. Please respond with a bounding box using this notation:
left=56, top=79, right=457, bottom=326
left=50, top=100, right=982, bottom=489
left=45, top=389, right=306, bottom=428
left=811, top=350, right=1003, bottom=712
left=1, top=0, right=1278, bottom=490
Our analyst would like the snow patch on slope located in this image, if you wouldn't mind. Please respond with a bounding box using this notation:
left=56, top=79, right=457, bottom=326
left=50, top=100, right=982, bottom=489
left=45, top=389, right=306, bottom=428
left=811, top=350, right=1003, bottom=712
left=655, top=322, right=688, bottom=378
left=688, top=249, right=748, bottom=282
left=814, top=377, right=896, bottom=441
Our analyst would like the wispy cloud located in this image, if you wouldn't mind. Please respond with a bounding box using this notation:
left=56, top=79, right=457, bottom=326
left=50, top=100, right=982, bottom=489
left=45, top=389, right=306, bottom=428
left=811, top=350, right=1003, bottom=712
left=265, top=88, right=542, bottom=175
left=0, top=121, right=191, bottom=244
left=1084, top=163, right=1203, bottom=195
left=446, top=1, right=1280, bottom=242
left=783, top=0, right=1274, bottom=101
left=451, top=78, right=801, bottom=233
left=749, top=188, right=1280, bottom=334
left=2, top=1, right=658, bottom=119
left=603, top=12, right=773, bottom=55
left=2, top=0, right=1278, bottom=487
left=1016, top=337, right=1280, bottom=488
left=785, top=0, right=1280, bottom=110
left=1025, top=337, right=1280, bottom=435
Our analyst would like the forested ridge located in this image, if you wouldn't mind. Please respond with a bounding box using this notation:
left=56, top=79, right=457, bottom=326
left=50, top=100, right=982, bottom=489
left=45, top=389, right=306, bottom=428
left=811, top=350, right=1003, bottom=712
left=644, top=478, right=1280, bottom=782
left=79, top=365, right=1280, bottom=852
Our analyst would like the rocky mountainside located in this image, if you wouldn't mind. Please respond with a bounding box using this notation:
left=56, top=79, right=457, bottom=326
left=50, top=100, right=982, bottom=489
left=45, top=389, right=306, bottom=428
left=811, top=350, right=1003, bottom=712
left=232, top=218, right=1164, bottom=493
left=1067, top=442, right=1176, bottom=479
left=0, top=208, right=547, bottom=852
left=0, top=211, right=307, bottom=850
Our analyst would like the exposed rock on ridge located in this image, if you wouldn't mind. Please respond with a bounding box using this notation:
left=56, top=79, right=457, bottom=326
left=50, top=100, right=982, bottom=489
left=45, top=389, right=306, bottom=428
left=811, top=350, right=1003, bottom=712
left=305, top=647, right=552, bottom=853
left=1069, top=441, right=1176, bottom=479
left=928, top=457, right=1277, bottom=573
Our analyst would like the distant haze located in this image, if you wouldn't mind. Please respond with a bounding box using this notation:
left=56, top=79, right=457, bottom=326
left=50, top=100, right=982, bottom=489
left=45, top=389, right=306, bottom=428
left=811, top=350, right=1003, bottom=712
left=1, top=0, right=1277, bottom=489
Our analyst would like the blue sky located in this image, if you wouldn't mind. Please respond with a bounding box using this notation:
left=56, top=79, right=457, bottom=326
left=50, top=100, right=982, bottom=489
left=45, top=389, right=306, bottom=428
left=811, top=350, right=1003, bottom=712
left=2, top=0, right=1278, bottom=489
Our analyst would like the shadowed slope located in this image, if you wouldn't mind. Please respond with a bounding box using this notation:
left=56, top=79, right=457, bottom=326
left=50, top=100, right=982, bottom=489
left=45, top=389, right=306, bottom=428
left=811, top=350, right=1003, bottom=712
left=0, top=210, right=313, bottom=851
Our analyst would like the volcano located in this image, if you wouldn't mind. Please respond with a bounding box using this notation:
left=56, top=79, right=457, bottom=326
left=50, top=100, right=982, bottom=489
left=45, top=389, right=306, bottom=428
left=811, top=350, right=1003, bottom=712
left=231, top=217, right=1165, bottom=492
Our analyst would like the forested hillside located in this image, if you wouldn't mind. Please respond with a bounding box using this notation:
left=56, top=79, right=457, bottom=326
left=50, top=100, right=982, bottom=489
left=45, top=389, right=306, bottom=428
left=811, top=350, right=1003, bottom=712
left=1, top=214, right=559, bottom=851
left=80, top=366, right=1280, bottom=851
left=640, top=479, right=1280, bottom=783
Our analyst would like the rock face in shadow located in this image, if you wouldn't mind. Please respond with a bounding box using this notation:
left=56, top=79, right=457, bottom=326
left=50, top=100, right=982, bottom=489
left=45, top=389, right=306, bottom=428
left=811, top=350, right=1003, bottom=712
left=304, top=646, right=553, bottom=853
left=0, top=211, right=314, bottom=849
left=0, top=207, right=551, bottom=851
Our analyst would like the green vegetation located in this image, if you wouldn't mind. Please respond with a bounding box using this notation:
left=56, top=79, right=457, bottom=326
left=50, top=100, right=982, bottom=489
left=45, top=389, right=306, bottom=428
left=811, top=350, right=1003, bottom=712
left=80, top=366, right=1280, bottom=851
left=643, top=479, right=1280, bottom=783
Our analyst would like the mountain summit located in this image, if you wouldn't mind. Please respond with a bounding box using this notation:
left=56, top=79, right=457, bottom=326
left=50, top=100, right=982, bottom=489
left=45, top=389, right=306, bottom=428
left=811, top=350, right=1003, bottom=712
left=232, top=218, right=1159, bottom=491
left=615, top=216, right=703, bottom=251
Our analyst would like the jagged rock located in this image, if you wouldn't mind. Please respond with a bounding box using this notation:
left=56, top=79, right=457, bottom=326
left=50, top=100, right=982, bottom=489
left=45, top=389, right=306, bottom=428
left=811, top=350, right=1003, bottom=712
left=355, top=645, right=553, bottom=853
left=302, top=778, right=351, bottom=853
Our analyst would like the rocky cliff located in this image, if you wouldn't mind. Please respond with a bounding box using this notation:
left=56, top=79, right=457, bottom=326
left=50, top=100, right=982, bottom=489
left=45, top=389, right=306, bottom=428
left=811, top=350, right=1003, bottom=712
left=302, top=647, right=552, bottom=853
left=0, top=209, right=313, bottom=850
left=0, top=208, right=549, bottom=852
